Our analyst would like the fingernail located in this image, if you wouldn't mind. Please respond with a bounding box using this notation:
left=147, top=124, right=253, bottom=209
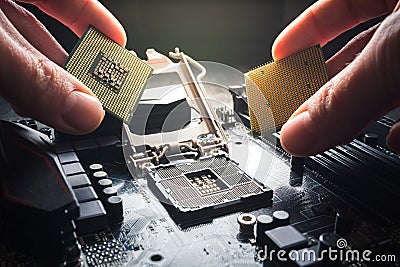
left=61, top=91, right=104, bottom=133
left=280, top=112, right=319, bottom=156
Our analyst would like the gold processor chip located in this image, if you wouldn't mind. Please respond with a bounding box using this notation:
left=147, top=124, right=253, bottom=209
left=64, top=26, right=153, bottom=123
left=246, top=45, right=328, bottom=134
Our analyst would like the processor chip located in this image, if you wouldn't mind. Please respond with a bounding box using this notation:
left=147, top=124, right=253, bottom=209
left=246, top=45, right=328, bottom=133
left=64, top=26, right=153, bottom=123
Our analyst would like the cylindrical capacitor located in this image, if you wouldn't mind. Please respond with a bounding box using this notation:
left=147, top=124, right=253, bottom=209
left=101, top=186, right=118, bottom=201
left=92, top=171, right=108, bottom=183
left=334, top=211, right=354, bottom=236
left=256, top=215, right=274, bottom=244
left=106, top=196, right=124, bottom=224
left=97, top=178, right=112, bottom=193
left=272, top=210, right=290, bottom=227
left=89, top=164, right=104, bottom=175
left=237, top=213, right=256, bottom=236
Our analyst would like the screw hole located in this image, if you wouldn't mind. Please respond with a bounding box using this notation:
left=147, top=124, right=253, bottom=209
left=150, top=254, right=163, bottom=262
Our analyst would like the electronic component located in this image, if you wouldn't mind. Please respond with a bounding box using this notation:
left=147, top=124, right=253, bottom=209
left=62, top=162, right=85, bottom=176
left=246, top=45, right=328, bottom=133
left=57, top=151, right=79, bottom=164
left=256, top=215, right=274, bottom=244
left=237, top=213, right=257, bottom=235
left=305, top=138, right=400, bottom=222
left=73, top=186, right=98, bottom=203
left=75, top=200, right=107, bottom=235
left=148, top=155, right=273, bottom=227
left=92, top=170, right=108, bottom=182
left=291, top=156, right=304, bottom=174
left=66, top=173, right=91, bottom=189
left=334, top=211, right=354, bottom=236
left=265, top=225, right=308, bottom=250
left=81, top=240, right=128, bottom=266
left=89, top=163, right=103, bottom=174
left=0, top=120, right=80, bottom=265
left=97, top=178, right=112, bottom=192
left=272, top=210, right=290, bottom=227
left=101, top=186, right=118, bottom=200
left=122, top=49, right=273, bottom=228
left=363, top=132, right=378, bottom=148
left=105, top=196, right=124, bottom=224
left=64, top=26, right=153, bottom=123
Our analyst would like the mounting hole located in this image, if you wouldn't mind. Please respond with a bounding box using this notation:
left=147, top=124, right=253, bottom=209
left=150, top=254, right=163, bottom=262
left=242, top=215, right=253, bottom=221
left=234, top=141, right=242, bottom=145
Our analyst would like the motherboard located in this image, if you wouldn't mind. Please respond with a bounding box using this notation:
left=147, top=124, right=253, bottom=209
left=0, top=47, right=400, bottom=267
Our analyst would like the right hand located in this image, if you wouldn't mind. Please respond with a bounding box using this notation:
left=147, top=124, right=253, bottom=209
left=272, top=0, right=400, bottom=156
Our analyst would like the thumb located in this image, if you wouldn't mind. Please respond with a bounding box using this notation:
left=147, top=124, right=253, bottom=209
left=387, top=120, right=400, bottom=153
left=280, top=12, right=400, bottom=156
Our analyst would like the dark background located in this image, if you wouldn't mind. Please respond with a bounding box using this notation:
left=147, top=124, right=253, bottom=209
left=19, top=0, right=380, bottom=72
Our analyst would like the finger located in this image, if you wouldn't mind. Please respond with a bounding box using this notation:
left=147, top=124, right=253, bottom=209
left=280, top=12, right=400, bottom=156
left=0, top=10, right=104, bottom=134
left=0, top=0, right=66, bottom=65
left=387, top=120, right=400, bottom=153
left=272, top=0, right=397, bottom=60
left=20, top=0, right=127, bottom=46
left=326, top=23, right=378, bottom=77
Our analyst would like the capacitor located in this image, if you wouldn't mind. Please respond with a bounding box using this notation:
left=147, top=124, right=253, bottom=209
left=272, top=210, right=290, bottom=227
left=256, top=214, right=274, bottom=244
left=334, top=211, right=354, bottom=236
left=237, top=213, right=256, bottom=235
left=101, top=186, right=118, bottom=201
left=97, top=178, right=112, bottom=193
left=106, top=196, right=124, bottom=224
left=89, top=164, right=104, bottom=175
left=92, top=170, right=108, bottom=183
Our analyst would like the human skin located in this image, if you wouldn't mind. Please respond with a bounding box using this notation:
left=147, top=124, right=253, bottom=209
left=0, top=0, right=126, bottom=134
left=273, top=0, right=400, bottom=156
